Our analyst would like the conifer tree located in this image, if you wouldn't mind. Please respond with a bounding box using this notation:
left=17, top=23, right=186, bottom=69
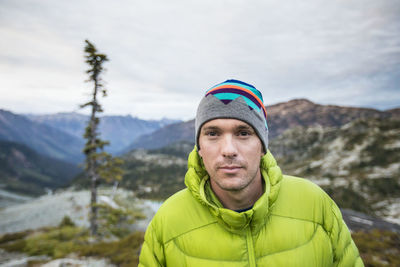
left=81, top=40, right=124, bottom=236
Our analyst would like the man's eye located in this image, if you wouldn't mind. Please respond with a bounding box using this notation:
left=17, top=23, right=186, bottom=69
left=238, top=131, right=251, bottom=136
left=206, top=131, right=217, bottom=136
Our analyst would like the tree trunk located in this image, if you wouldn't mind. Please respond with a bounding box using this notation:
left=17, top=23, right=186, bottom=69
left=89, top=164, right=98, bottom=236
left=89, top=81, right=99, bottom=236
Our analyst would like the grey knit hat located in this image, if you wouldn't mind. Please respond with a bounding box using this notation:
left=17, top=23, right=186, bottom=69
left=195, top=79, right=268, bottom=152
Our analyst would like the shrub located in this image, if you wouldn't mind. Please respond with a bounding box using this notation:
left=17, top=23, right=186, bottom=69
left=1, top=225, right=144, bottom=266
left=0, top=230, right=31, bottom=244
left=59, top=216, right=76, bottom=227
left=352, top=229, right=400, bottom=267
left=79, top=231, right=144, bottom=266
left=24, top=226, right=88, bottom=258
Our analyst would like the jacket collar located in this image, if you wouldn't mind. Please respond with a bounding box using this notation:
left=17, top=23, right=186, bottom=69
left=185, top=147, right=283, bottom=234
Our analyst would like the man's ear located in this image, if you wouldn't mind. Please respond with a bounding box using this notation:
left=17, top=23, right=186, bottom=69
left=198, top=148, right=203, bottom=158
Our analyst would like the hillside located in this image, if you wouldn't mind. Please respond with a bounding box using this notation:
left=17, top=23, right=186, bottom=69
left=0, top=141, right=80, bottom=196
left=27, top=112, right=180, bottom=154
left=71, top=145, right=188, bottom=200
left=126, top=119, right=195, bottom=150
left=128, top=99, right=397, bottom=149
left=267, top=99, right=394, bottom=137
left=0, top=110, right=84, bottom=163
left=269, top=117, right=400, bottom=223
left=387, top=108, right=400, bottom=117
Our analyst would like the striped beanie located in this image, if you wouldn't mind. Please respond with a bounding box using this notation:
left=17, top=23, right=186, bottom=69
left=195, top=79, right=268, bottom=152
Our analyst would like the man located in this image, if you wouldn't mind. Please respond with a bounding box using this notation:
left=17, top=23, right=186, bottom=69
left=139, top=79, right=363, bottom=266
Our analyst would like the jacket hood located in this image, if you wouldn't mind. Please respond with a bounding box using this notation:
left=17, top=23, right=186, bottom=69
left=184, top=147, right=283, bottom=234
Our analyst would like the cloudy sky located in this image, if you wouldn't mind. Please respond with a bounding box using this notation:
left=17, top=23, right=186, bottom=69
left=1, top=0, right=399, bottom=120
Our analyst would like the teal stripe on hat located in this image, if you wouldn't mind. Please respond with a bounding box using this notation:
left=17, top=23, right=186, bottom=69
left=214, top=93, right=261, bottom=112
left=213, top=92, right=268, bottom=129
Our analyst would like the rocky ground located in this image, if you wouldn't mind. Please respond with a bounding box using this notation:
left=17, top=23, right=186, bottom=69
left=0, top=249, right=49, bottom=267
left=0, top=187, right=398, bottom=266
left=0, top=188, right=161, bottom=266
left=342, top=209, right=400, bottom=233
left=0, top=249, right=115, bottom=267
left=0, top=188, right=161, bottom=235
left=0, top=189, right=33, bottom=209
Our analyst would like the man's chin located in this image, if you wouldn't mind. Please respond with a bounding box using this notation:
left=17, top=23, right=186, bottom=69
left=216, top=180, right=248, bottom=192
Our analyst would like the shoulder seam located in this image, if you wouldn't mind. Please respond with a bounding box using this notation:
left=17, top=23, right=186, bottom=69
left=164, top=220, right=218, bottom=245
left=270, top=213, right=324, bottom=228
left=170, top=237, right=247, bottom=262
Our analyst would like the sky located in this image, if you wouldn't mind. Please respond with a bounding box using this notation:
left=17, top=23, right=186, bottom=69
left=1, top=0, right=399, bottom=120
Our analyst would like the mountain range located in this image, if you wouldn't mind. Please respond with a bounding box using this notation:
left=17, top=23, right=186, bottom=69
left=125, top=119, right=195, bottom=150
left=128, top=99, right=399, bottom=149
left=3, top=99, right=397, bottom=158
left=1, top=99, right=399, bottom=213
left=0, top=109, right=84, bottom=163
left=0, top=110, right=179, bottom=196
left=27, top=112, right=180, bottom=154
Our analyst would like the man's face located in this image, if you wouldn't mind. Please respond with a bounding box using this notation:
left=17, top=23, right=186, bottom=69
left=198, top=119, right=264, bottom=193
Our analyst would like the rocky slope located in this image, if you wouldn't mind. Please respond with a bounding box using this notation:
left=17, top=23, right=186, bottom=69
left=269, top=117, right=400, bottom=223
left=0, top=189, right=160, bottom=235
left=267, top=99, right=394, bottom=137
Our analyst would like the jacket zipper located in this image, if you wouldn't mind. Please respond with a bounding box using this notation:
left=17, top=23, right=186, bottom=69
left=246, top=228, right=256, bottom=267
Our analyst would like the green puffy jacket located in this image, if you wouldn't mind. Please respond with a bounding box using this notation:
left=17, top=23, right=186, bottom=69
left=139, top=149, right=363, bottom=266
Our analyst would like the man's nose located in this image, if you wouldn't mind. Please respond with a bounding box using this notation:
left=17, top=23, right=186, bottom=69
left=220, top=134, right=238, bottom=158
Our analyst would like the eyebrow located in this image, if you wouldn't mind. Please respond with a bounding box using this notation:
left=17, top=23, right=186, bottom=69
left=236, top=125, right=253, bottom=130
left=201, top=124, right=254, bottom=132
left=201, top=126, right=219, bottom=132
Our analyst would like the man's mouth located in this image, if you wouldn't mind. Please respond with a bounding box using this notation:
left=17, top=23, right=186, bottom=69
left=218, top=165, right=242, bottom=173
